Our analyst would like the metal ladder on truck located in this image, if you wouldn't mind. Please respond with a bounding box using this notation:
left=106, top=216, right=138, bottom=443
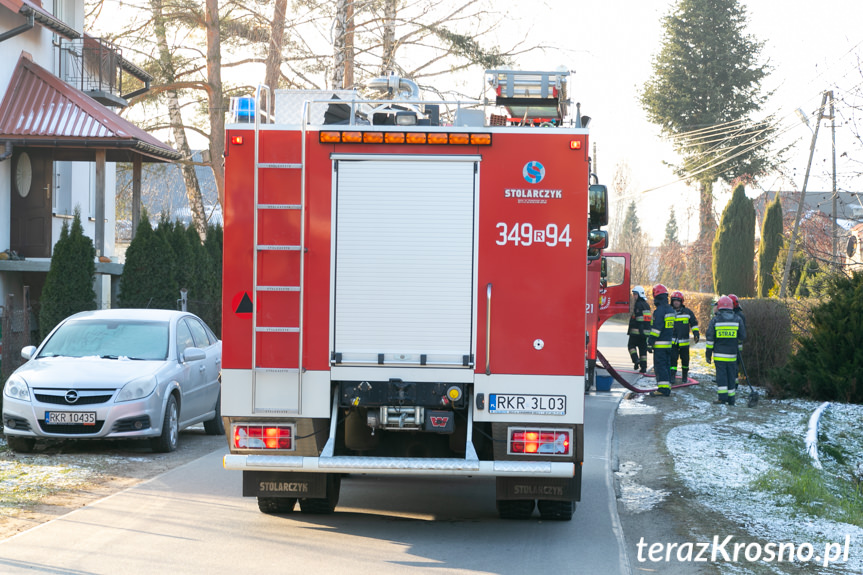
left=250, top=84, right=307, bottom=414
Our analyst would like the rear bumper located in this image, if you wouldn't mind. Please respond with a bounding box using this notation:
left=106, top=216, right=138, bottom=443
left=223, top=454, right=574, bottom=478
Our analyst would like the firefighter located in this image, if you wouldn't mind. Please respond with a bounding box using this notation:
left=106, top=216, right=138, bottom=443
left=647, top=284, right=674, bottom=396
left=728, top=294, right=747, bottom=384
left=705, top=295, right=747, bottom=405
left=627, top=286, right=652, bottom=374
left=669, top=291, right=699, bottom=382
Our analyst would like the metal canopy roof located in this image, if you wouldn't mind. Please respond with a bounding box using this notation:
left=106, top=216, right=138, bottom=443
left=0, top=53, right=180, bottom=162
left=0, top=0, right=80, bottom=40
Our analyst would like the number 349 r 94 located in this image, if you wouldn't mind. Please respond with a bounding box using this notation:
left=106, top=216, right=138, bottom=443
left=495, top=223, right=572, bottom=247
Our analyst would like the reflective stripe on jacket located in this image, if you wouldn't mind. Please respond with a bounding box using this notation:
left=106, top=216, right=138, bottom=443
left=648, top=297, right=675, bottom=349
left=706, top=310, right=746, bottom=361
left=672, top=306, right=699, bottom=346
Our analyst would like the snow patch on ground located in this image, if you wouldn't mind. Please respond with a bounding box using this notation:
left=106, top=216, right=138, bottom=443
left=661, top=373, right=863, bottom=575
left=615, top=461, right=670, bottom=513
left=617, top=393, right=658, bottom=415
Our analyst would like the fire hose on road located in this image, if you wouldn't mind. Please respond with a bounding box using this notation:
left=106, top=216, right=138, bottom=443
left=596, top=350, right=699, bottom=394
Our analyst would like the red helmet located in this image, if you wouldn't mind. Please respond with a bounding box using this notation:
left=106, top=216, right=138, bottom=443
left=670, top=291, right=684, bottom=303
left=728, top=294, right=739, bottom=308
left=717, top=295, right=734, bottom=310
left=652, top=284, right=668, bottom=298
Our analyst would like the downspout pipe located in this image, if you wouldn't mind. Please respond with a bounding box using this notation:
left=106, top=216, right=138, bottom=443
left=0, top=10, right=35, bottom=43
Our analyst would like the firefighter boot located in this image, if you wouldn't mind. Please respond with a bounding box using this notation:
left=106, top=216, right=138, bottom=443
left=670, top=367, right=677, bottom=381
left=681, top=369, right=688, bottom=383
left=639, top=361, right=647, bottom=374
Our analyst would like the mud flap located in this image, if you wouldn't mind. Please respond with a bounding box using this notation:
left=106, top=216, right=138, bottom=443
left=244, top=471, right=327, bottom=498
left=496, top=466, right=581, bottom=502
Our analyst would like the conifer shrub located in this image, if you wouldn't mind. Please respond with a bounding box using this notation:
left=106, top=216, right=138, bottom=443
left=118, top=209, right=178, bottom=309
left=773, top=271, right=863, bottom=402
left=39, top=207, right=96, bottom=341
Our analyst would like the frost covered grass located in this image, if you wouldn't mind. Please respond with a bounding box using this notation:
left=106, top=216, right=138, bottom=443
left=638, top=345, right=863, bottom=574
left=752, top=435, right=863, bottom=528
left=0, top=437, right=99, bottom=509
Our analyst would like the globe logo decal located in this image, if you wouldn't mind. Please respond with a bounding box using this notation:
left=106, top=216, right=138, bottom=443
left=523, top=161, right=545, bottom=184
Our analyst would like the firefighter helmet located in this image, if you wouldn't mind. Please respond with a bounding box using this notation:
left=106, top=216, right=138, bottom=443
left=671, top=290, right=684, bottom=304
left=717, top=295, right=734, bottom=310
left=728, top=294, right=739, bottom=308
left=652, top=284, right=668, bottom=298
left=632, top=285, right=646, bottom=299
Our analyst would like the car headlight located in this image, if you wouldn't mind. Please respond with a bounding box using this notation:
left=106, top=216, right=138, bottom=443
left=116, top=375, right=158, bottom=402
left=3, top=375, right=31, bottom=402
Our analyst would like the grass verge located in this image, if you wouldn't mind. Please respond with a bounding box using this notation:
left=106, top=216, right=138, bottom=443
left=751, top=433, right=863, bottom=527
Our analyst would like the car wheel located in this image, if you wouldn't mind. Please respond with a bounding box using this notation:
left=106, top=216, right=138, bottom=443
left=585, top=359, right=596, bottom=392
left=203, top=392, right=224, bottom=436
left=150, top=394, right=179, bottom=453
left=258, top=497, right=297, bottom=514
left=496, top=499, right=536, bottom=520
left=6, top=435, right=36, bottom=453
left=538, top=499, right=575, bottom=521
left=298, top=474, right=341, bottom=514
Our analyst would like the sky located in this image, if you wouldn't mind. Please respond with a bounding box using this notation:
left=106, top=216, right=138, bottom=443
left=494, top=0, right=863, bottom=244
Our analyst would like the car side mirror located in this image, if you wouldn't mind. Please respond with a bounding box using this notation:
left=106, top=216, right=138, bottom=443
left=183, top=347, right=206, bottom=362
left=21, top=345, right=36, bottom=360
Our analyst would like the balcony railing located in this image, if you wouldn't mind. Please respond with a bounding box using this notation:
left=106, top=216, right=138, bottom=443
left=55, top=35, right=152, bottom=108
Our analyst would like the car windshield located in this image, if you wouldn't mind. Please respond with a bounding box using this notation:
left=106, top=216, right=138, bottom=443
left=38, top=319, right=170, bottom=360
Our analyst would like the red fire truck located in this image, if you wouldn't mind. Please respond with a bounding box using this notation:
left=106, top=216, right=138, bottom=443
left=221, top=70, right=609, bottom=520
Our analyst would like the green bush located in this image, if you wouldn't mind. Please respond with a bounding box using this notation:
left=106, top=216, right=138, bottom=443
left=39, top=207, right=96, bottom=341
left=773, top=271, right=863, bottom=402
left=736, top=298, right=792, bottom=389
left=118, top=209, right=178, bottom=309
left=679, top=291, right=714, bottom=332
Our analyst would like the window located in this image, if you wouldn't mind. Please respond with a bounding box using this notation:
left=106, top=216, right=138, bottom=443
left=176, top=320, right=196, bottom=358
left=39, top=320, right=169, bottom=360
left=186, top=318, right=211, bottom=349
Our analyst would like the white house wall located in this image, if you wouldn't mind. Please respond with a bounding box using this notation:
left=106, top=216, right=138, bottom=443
left=1, top=0, right=117, bottom=309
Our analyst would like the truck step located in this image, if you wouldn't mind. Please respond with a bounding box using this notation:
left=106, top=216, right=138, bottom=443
left=257, top=203, right=301, bottom=210
left=257, top=163, right=302, bottom=169
left=256, top=245, right=301, bottom=251
left=255, top=327, right=300, bottom=333
left=257, top=286, right=300, bottom=292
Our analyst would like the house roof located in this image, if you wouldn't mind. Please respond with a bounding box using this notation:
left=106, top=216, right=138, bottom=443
left=0, top=53, right=180, bottom=162
left=0, top=0, right=80, bottom=40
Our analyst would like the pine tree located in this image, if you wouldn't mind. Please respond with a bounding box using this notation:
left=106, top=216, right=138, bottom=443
left=641, top=0, right=777, bottom=250
left=658, top=207, right=685, bottom=286
left=779, top=271, right=863, bottom=402
left=39, top=207, right=97, bottom=340
left=118, top=209, right=178, bottom=309
left=757, top=195, right=783, bottom=297
left=619, top=201, right=652, bottom=286
left=712, top=183, right=756, bottom=296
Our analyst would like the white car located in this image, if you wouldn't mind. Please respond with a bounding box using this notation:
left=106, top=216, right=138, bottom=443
left=2, top=309, right=223, bottom=453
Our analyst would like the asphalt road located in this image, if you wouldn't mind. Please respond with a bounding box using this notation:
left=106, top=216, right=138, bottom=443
left=0, top=325, right=634, bottom=575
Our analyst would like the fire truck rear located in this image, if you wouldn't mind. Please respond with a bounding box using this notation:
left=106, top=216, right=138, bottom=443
left=221, top=70, right=609, bottom=520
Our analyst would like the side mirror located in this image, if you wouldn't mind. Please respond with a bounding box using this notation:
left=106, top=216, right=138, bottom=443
left=588, top=229, right=608, bottom=261
left=588, top=184, right=608, bottom=229
left=21, top=345, right=36, bottom=360
left=183, top=347, right=206, bottom=362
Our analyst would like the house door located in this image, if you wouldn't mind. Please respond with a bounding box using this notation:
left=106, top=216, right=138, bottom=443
left=11, top=149, right=53, bottom=258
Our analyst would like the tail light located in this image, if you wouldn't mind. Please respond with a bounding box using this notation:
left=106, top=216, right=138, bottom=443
left=233, top=424, right=294, bottom=450
left=508, top=428, right=570, bottom=456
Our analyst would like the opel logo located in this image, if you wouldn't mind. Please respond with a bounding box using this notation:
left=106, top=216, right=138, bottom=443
left=65, top=390, right=79, bottom=404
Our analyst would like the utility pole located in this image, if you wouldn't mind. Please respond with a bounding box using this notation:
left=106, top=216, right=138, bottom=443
left=829, top=91, right=838, bottom=269
left=779, top=91, right=829, bottom=298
